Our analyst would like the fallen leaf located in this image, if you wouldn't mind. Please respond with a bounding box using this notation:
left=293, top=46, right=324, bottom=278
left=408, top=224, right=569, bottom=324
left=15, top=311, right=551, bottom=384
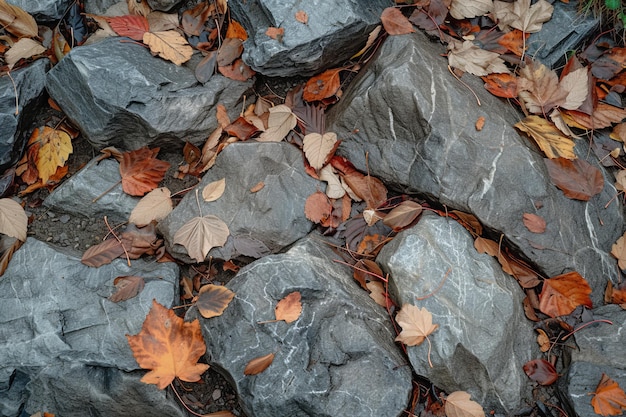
left=0, top=0, right=38, bottom=38
left=475, top=116, right=485, bottom=131
left=304, top=191, right=332, bottom=224
left=224, top=116, right=260, bottom=140
left=204, top=412, right=236, bottom=417
left=143, top=30, right=193, bottom=66
left=265, top=26, right=284, bottom=40
left=233, top=236, right=271, bottom=258
left=218, top=58, right=256, bottom=81
left=81, top=223, right=161, bottom=267
left=449, top=0, right=492, bottom=19
left=196, top=284, right=235, bottom=319
left=244, top=353, right=275, bottom=375
left=522, top=359, right=558, bottom=385
left=181, top=2, right=212, bottom=37
left=395, top=304, right=439, bottom=346
left=591, top=373, right=626, bottom=416
left=303, top=132, right=338, bottom=170
left=383, top=200, right=422, bottom=231
left=0, top=236, right=23, bottom=278
left=225, top=19, right=247, bottom=40
left=202, top=178, right=226, bottom=202
left=128, top=187, right=173, bottom=227
left=493, top=0, right=553, bottom=33
left=352, top=25, right=381, bottom=59
left=562, top=103, right=626, bottom=130
left=295, top=10, right=308, bottom=24
left=109, top=276, right=145, bottom=302
left=514, top=116, right=576, bottom=160
left=174, top=215, right=230, bottom=263
left=366, top=281, right=388, bottom=307
left=536, top=329, right=551, bottom=352
left=275, top=292, right=302, bottom=323
left=127, top=300, right=209, bottom=389
left=258, top=105, right=297, bottom=142
left=445, top=391, right=485, bottom=417
left=5, top=38, right=46, bottom=69
left=107, top=15, right=149, bottom=40
left=496, top=28, right=527, bottom=56
left=216, top=103, right=231, bottom=128
left=380, top=7, right=416, bottom=35
left=544, top=157, right=603, bottom=201
left=250, top=181, right=265, bottom=193
left=217, top=37, right=244, bottom=67
left=353, top=259, right=384, bottom=289
left=611, top=232, right=626, bottom=270
left=32, top=126, right=72, bottom=184
left=303, top=68, right=343, bottom=102
left=319, top=165, right=345, bottom=199
left=128, top=0, right=151, bottom=16
left=539, top=271, right=593, bottom=317
left=605, top=280, right=626, bottom=308
left=448, top=39, right=510, bottom=76
left=147, top=11, right=179, bottom=32
left=120, top=147, right=170, bottom=197
left=0, top=198, right=27, bottom=241
left=522, top=213, right=546, bottom=233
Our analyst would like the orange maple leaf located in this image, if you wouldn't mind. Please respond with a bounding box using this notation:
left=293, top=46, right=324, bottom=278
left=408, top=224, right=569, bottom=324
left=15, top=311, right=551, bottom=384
left=591, top=373, right=626, bottom=416
left=120, top=147, right=170, bottom=196
left=539, top=271, right=592, bottom=318
left=126, top=300, right=209, bottom=389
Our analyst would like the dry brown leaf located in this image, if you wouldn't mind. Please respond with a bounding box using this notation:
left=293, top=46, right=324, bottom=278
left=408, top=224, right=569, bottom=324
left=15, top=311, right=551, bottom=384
left=448, top=39, right=509, bottom=76
left=395, top=304, right=438, bottom=346
left=5, top=38, right=45, bottom=69
left=0, top=0, right=38, bottom=38
left=303, top=132, right=338, bottom=170
left=202, top=178, right=226, bottom=202
left=0, top=198, right=27, bottom=241
left=562, top=103, right=626, bottom=130
left=127, top=300, right=209, bottom=389
left=181, top=2, right=212, bottom=37
left=544, top=157, right=604, bottom=201
left=319, top=165, right=345, bottom=199
left=611, top=232, right=626, bottom=270
left=127, top=0, right=151, bottom=16
left=147, top=11, right=179, bottom=32
left=366, top=281, right=387, bottom=307
left=109, top=276, right=145, bottom=302
left=383, top=201, right=422, bottom=231
left=265, top=27, right=284, bottom=40
left=128, top=187, right=173, bottom=227
left=275, top=291, right=302, bottom=323
left=591, top=373, right=626, bottom=416
left=218, top=58, right=256, bottom=81
left=226, top=19, right=247, bottom=40
left=250, top=181, right=265, bottom=193
left=514, top=116, right=576, bottom=160
left=522, top=213, right=546, bottom=233
left=445, top=391, right=485, bottom=417
left=244, top=353, right=275, bottom=375
left=475, top=116, right=485, bottom=131
left=523, top=359, right=558, bottom=385
left=295, top=10, right=308, bottom=24
left=539, top=271, right=593, bottom=317
left=0, top=236, right=23, bottom=278
left=258, top=105, right=297, bottom=142
left=174, top=215, right=230, bottom=263
left=217, top=37, right=244, bottom=67
left=380, top=7, right=415, bottom=35
left=143, top=30, right=193, bottom=66
left=352, top=25, right=381, bottom=59
left=342, top=173, right=387, bottom=209
left=493, top=0, right=553, bottom=33
left=474, top=236, right=500, bottom=257
left=196, top=284, right=235, bottom=319
left=449, top=0, right=492, bottom=20
left=120, top=147, right=170, bottom=197
left=303, top=68, right=343, bottom=102
left=204, top=412, right=236, bottom=417
left=304, top=191, right=332, bottom=224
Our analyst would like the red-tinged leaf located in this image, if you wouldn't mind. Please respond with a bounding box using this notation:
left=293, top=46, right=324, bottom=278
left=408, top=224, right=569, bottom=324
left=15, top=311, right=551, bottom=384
left=196, top=284, right=235, bottom=319
left=304, top=191, right=332, bottom=224
left=592, top=373, right=626, bottom=416
left=120, top=147, right=170, bottom=197
left=265, top=27, right=284, bottom=40
left=109, top=276, right=145, bottom=302
left=81, top=238, right=126, bottom=267
left=383, top=200, right=422, bottom=231
left=218, top=58, right=255, bottom=81
left=224, top=116, right=260, bottom=140
left=244, top=353, right=275, bottom=375
left=107, top=15, right=149, bottom=41
left=225, top=19, right=247, bottom=40
left=342, top=172, right=388, bottom=209
left=522, top=213, right=546, bottom=233
left=303, top=68, right=342, bottom=102
left=482, top=73, right=518, bottom=98
left=544, top=157, right=603, bottom=201
left=523, top=359, right=558, bottom=385
left=381, top=7, right=415, bottom=35
left=497, top=29, right=527, bottom=56
left=539, top=271, right=593, bottom=318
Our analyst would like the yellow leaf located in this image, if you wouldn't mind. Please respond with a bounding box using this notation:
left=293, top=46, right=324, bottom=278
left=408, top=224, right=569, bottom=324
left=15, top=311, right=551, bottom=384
left=445, top=391, right=485, bottom=417
left=33, top=126, right=73, bottom=184
left=395, top=304, right=438, bottom=346
left=514, top=116, right=576, bottom=160
left=0, top=0, right=38, bottom=38
left=143, top=30, right=193, bottom=65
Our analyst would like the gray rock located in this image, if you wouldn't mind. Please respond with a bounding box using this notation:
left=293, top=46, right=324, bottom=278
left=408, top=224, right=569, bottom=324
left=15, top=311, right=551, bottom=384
left=564, top=362, right=626, bottom=417
left=189, top=234, right=412, bottom=417
left=377, top=213, right=537, bottom=414
left=146, top=0, right=180, bottom=12
left=46, top=37, right=253, bottom=150
left=45, top=157, right=139, bottom=222
left=0, top=59, right=49, bottom=172
left=6, top=0, right=71, bottom=21
left=229, top=0, right=393, bottom=77
left=571, top=304, right=626, bottom=369
left=83, top=0, right=119, bottom=14
left=527, top=0, right=600, bottom=69
left=328, top=32, right=623, bottom=306
left=0, top=238, right=182, bottom=417
left=159, top=142, right=318, bottom=262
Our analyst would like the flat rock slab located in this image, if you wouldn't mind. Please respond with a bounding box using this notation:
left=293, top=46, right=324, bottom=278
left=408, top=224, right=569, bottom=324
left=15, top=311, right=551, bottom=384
left=328, top=32, right=623, bottom=305
left=229, top=0, right=393, bottom=77
left=46, top=37, right=253, bottom=150
left=189, top=234, right=412, bottom=417
left=377, top=213, right=537, bottom=414
left=0, top=238, right=182, bottom=417
left=159, top=142, right=318, bottom=262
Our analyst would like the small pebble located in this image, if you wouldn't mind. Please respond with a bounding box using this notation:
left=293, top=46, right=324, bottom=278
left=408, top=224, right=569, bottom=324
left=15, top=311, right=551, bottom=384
left=212, top=389, right=221, bottom=401
left=60, top=214, right=71, bottom=224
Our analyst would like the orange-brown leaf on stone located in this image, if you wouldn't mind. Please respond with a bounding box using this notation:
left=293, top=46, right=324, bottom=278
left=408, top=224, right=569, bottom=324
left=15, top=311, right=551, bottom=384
left=562, top=103, right=626, bottom=131
left=605, top=280, right=626, bottom=309
left=250, top=181, right=265, bottom=193
left=303, top=132, right=338, bottom=170
left=196, top=284, right=235, bottom=319
left=343, top=173, right=387, bottom=209
left=304, top=191, right=332, bottom=224
left=591, top=373, right=626, bottom=416
left=143, top=30, right=193, bottom=66
left=514, top=116, right=576, bottom=160
left=353, top=259, right=384, bottom=290
left=449, top=209, right=483, bottom=236
left=497, top=29, right=527, bottom=56
left=447, top=39, right=509, bottom=76
left=127, top=300, right=209, bottom=389
left=224, top=116, right=260, bottom=140
left=226, top=19, right=247, bottom=41
left=544, top=157, right=603, bottom=201
left=444, top=391, right=485, bottom=417
left=258, top=105, right=297, bottom=142
left=482, top=73, right=518, bottom=98
left=366, top=281, right=388, bottom=308
left=265, top=26, right=284, bottom=40
left=539, top=271, right=593, bottom=318
left=536, top=329, right=551, bottom=352
left=321, top=194, right=351, bottom=229
left=0, top=236, right=23, bottom=278
left=395, top=304, right=438, bottom=346
left=475, top=116, right=485, bottom=131
left=0, top=0, right=38, bottom=38
left=295, top=10, right=308, bottom=24
left=120, top=147, right=170, bottom=197
left=16, top=140, right=40, bottom=185
left=174, top=214, right=230, bottom=263
left=380, top=7, right=415, bottom=35
left=244, top=353, right=275, bottom=375
left=109, top=276, right=145, bottom=302
left=31, top=126, right=72, bottom=184
left=383, top=200, right=422, bottom=231
left=357, top=233, right=392, bottom=257
left=275, top=291, right=302, bottom=323
left=202, top=178, right=226, bottom=202
left=107, top=15, right=149, bottom=41
left=0, top=198, right=28, bottom=241
left=303, top=68, right=343, bottom=102
left=129, top=187, right=173, bottom=227
left=611, top=232, right=626, bottom=270
left=523, top=358, right=558, bottom=385
left=81, top=223, right=162, bottom=267
left=522, top=213, right=546, bottom=233
left=219, top=58, right=256, bottom=81
left=204, top=412, right=236, bottom=417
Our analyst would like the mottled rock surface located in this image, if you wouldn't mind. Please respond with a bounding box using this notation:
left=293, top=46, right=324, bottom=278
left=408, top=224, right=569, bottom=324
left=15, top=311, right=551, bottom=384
left=377, top=213, right=537, bottom=413
left=6, top=0, right=71, bottom=20
left=189, top=234, right=412, bottom=417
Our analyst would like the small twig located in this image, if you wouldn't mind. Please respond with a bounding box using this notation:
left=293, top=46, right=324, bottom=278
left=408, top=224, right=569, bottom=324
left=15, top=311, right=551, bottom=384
left=195, top=189, right=203, bottom=217
left=104, top=216, right=131, bottom=267
left=561, top=319, right=613, bottom=341
left=7, top=71, right=18, bottom=115
left=170, top=382, right=209, bottom=417
left=416, top=268, right=450, bottom=300
left=447, top=65, right=481, bottom=106
left=92, top=179, right=122, bottom=202
left=333, top=259, right=388, bottom=282
left=425, top=336, right=434, bottom=368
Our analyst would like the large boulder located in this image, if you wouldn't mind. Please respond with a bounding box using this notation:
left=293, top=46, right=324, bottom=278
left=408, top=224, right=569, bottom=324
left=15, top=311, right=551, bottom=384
left=6, top=0, right=71, bottom=21
left=377, top=213, right=538, bottom=414
left=189, top=234, right=412, bottom=417
left=229, top=0, right=393, bottom=77
left=0, top=238, right=182, bottom=417
left=159, top=142, right=319, bottom=262
left=328, top=31, right=623, bottom=306
left=46, top=37, right=252, bottom=150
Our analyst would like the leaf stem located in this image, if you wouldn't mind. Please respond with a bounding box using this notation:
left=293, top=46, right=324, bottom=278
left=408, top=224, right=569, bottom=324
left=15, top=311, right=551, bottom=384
left=92, top=179, right=122, bottom=202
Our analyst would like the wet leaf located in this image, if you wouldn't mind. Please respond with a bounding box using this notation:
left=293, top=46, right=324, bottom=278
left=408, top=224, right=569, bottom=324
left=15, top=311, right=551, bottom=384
left=143, top=30, right=193, bottom=66
left=514, top=116, right=576, bottom=160
left=120, top=147, right=170, bottom=197
left=202, top=178, right=226, bottom=202
left=196, top=284, right=235, bottom=319
left=304, top=191, right=332, bottom=224
left=303, top=68, right=343, bottom=102
left=591, top=373, right=626, bottom=416
left=258, top=105, right=297, bottom=142
left=395, top=304, right=438, bottom=346
left=107, top=15, right=149, bottom=41
left=244, top=353, right=275, bottom=375
left=303, top=132, right=338, bottom=170
left=174, top=215, right=230, bottom=263
left=380, top=7, right=415, bottom=35
left=5, top=38, right=46, bottom=69
left=522, top=213, right=546, bottom=233
left=109, top=276, right=145, bottom=302
left=0, top=0, right=38, bottom=38
left=127, top=300, right=209, bottom=389
left=523, top=359, right=558, bottom=385
left=539, top=271, right=593, bottom=317
left=0, top=198, right=27, bottom=241
left=275, top=291, right=302, bottom=323
left=383, top=201, right=422, bottom=231
left=544, top=157, right=603, bottom=201
left=128, top=187, right=173, bottom=227
left=445, top=391, right=485, bottom=417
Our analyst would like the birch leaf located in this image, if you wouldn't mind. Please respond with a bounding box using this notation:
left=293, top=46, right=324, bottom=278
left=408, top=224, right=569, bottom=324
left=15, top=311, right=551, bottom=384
left=128, top=187, right=173, bottom=226
left=0, top=198, right=27, bottom=241
left=202, top=178, right=226, bottom=202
